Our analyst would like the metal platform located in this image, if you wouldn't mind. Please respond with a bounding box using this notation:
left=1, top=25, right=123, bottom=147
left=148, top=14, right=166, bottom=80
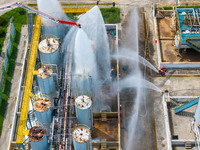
left=16, top=15, right=41, bottom=144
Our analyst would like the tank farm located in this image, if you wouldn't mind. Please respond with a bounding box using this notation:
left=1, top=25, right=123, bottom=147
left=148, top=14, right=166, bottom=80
left=4, top=1, right=121, bottom=150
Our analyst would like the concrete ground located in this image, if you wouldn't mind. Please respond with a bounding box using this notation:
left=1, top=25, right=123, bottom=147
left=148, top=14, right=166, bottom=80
left=152, top=77, right=200, bottom=150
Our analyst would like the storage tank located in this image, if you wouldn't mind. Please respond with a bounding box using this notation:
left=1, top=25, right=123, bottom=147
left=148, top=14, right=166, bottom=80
left=75, top=95, right=93, bottom=129
left=72, top=125, right=92, bottom=150
left=33, top=97, right=52, bottom=125
left=37, top=65, right=56, bottom=94
left=28, top=126, right=48, bottom=150
left=38, top=38, right=60, bottom=66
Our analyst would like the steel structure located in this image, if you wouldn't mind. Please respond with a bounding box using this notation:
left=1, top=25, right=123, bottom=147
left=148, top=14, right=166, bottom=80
left=16, top=15, right=41, bottom=144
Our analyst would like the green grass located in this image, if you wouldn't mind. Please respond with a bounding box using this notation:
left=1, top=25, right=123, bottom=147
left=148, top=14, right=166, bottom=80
left=100, top=7, right=120, bottom=24
left=67, top=13, right=78, bottom=20
left=67, top=7, right=121, bottom=24
left=163, top=6, right=173, bottom=10
left=0, top=7, right=27, bottom=136
left=158, top=6, right=173, bottom=10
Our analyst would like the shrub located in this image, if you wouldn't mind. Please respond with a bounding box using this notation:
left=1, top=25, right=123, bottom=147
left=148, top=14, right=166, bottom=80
left=18, top=8, right=26, bottom=15
left=0, top=16, right=7, bottom=26
left=0, top=27, right=5, bottom=37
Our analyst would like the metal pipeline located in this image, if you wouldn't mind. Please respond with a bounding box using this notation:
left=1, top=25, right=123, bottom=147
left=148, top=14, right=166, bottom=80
left=49, top=116, right=55, bottom=150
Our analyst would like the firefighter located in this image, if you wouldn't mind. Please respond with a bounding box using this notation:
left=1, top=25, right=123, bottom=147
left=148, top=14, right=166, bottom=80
left=159, top=65, right=167, bottom=76
left=97, top=0, right=100, bottom=5
left=113, top=1, right=115, bottom=7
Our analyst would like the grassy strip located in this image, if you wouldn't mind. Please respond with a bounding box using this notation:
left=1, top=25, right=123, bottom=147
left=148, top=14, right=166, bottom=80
left=100, top=7, right=120, bottom=24
left=67, top=7, right=121, bottom=24
left=0, top=20, right=9, bottom=54
left=0, top=7, right=27, bottom=136
left=158, top=6, right=173, bottom=10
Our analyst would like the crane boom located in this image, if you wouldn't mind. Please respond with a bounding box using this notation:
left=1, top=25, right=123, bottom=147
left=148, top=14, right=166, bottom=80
left=0, top=1, right=80, bottom=27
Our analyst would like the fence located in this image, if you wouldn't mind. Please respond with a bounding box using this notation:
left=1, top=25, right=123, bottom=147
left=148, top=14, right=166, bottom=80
left=7, top=38, right=12, bottom=56
left=0, top=18, right=15, bottom=99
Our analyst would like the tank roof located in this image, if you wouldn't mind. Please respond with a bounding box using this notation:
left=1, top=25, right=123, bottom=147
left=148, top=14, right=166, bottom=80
left=28, top=126, right=46, bottom=142
left=39, top=38, right=59, bottom=53
left=75, top=95, right=92, bottom=109
left=33, top=98, right=51, bottom=112
left=38, top=65, right=53, bottom=79
left=72, top=126, right=90, bottom=143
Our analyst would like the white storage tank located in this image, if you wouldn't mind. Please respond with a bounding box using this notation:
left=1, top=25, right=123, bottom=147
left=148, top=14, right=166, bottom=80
left=38, top=38, right=60, bottom=66
left=33, top=97, right=52, bottom=125
left=75, top=95, right=93, bottom=129
left=72, top=125, right=92, bottom=150
left=28, top=126, right=48, bottom=150
left=37, top=65, right=56, bottom=94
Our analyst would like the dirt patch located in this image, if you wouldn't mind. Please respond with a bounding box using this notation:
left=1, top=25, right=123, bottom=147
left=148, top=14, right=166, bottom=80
left=158, top=17, right=174, bottom=38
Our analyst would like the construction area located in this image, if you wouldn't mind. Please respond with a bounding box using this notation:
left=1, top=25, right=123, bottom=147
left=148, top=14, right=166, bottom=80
left=0, top=0, right=200, bottom=150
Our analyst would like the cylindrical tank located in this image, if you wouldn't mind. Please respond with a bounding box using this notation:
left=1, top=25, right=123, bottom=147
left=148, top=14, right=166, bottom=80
left=75, top=95, right=93, bottom=129
left=37, top=65, right=56, bottom=94
left=33, top=98, right=52, bottom=125
left=72, top=125, right=92, bottom=150
left=29, top=126, right=48, bottom=150
left=38, top=38, right=60, bottom=65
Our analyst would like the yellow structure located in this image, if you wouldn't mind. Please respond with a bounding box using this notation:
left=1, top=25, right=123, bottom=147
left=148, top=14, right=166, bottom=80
left=63, top=7, right=90, bottom=13
left=16, top=15, right=41, bottom=143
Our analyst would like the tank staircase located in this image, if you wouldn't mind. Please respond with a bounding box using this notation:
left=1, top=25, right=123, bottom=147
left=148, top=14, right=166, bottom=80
left=174, top=97, right=200, bottom=114
left=30, top=93, right=40, bottom=101
left=186, top=35, right=200, bottom=52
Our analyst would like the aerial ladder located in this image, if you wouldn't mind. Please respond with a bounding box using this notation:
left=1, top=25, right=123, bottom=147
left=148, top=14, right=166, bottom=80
left=0, top=1, right=81, bottom=27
